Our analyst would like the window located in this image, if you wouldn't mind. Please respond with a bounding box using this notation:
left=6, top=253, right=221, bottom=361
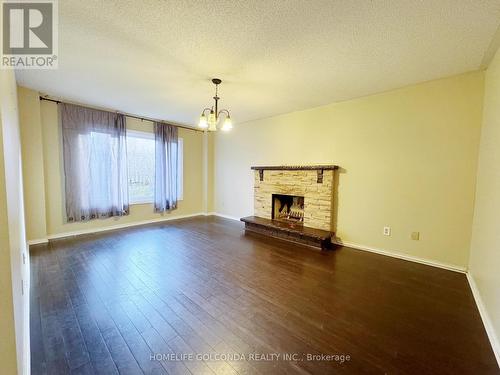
left=126, top=130, right=183, bottom=204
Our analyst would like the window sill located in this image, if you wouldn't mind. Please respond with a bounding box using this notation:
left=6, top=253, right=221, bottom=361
left=130, top=198, right=183, bottom=206
left=130, top=201, right=153, bottom=206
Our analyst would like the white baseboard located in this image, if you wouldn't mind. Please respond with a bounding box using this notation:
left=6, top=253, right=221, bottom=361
left=207, top=212, right=242, bottom=221
left=334, top=240, right=467, bottom=273
left=26, top=212, right=226, bottom=246
left=466, top=272, right=500, bottom=367
left=27, top=238, right=49, bottom=246
left=27, top=212, right=205, bottom=244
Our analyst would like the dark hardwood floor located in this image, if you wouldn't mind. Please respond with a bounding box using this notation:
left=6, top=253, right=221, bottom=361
left=30, top=216, right=499, bottom=375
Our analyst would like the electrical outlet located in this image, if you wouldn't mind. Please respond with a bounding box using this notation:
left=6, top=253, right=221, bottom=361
left=411, top=231, right=420, bottom=240
left=383, top=226, right=391, bottom=236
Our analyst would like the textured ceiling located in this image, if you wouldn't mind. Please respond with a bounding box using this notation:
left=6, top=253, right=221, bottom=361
left=16, top=0, right=500, bottom=127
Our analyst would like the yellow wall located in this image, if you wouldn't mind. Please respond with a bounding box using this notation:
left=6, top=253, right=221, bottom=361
left=0, top=71, right=20, bottom=375
left=18, top=88, right=205, bottom=240
left=214, top=72, right=485, bottom=269
left=1, top=70, right=29, bottom=375
left=207, top=132, right=215, bottom=212
left=469, top=49, right=500, bottom=356
left=18, top=87, right=47, bottom=241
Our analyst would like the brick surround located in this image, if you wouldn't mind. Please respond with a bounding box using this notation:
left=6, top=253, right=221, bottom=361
left=253, top=167, right=336, bottom=231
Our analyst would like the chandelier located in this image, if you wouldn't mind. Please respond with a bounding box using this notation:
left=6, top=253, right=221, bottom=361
left=198, top=78, right=232, bottom=131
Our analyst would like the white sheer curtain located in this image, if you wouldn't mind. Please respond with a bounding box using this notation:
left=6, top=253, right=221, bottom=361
left=60, top=103, right=129, bottom=222
left=154, top=122, right=178, bottom=212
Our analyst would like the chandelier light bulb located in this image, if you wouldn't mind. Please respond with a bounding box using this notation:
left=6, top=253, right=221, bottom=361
left=198, top=113, right=208, bottom=129
left=221, top=115, right=233, bottom=131
left=208, top=110, right=216, bottom=125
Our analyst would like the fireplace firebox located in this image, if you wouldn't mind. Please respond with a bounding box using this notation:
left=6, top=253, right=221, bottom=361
left=272, top=194, right=304, bottom=224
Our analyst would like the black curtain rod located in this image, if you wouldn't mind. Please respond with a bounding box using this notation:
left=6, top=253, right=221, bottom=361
left=39, top=96, right=202, bottom=132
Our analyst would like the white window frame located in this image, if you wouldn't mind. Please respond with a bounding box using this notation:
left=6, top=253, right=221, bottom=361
left=126, top=130, right=183, bottom=205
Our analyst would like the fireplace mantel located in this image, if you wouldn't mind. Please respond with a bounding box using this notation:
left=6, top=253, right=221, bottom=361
left=250, top=165, right=339, bottom=171
left=251, top=164, right=339, bottom=182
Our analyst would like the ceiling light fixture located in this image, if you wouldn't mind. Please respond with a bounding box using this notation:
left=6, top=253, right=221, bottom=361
left=198, top=78, right=232, bottom=131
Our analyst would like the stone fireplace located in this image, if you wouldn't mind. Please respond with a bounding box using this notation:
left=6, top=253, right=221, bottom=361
left=253, top=165, right=337, bottom=231
left=241, top=165, right=338, bottom=250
